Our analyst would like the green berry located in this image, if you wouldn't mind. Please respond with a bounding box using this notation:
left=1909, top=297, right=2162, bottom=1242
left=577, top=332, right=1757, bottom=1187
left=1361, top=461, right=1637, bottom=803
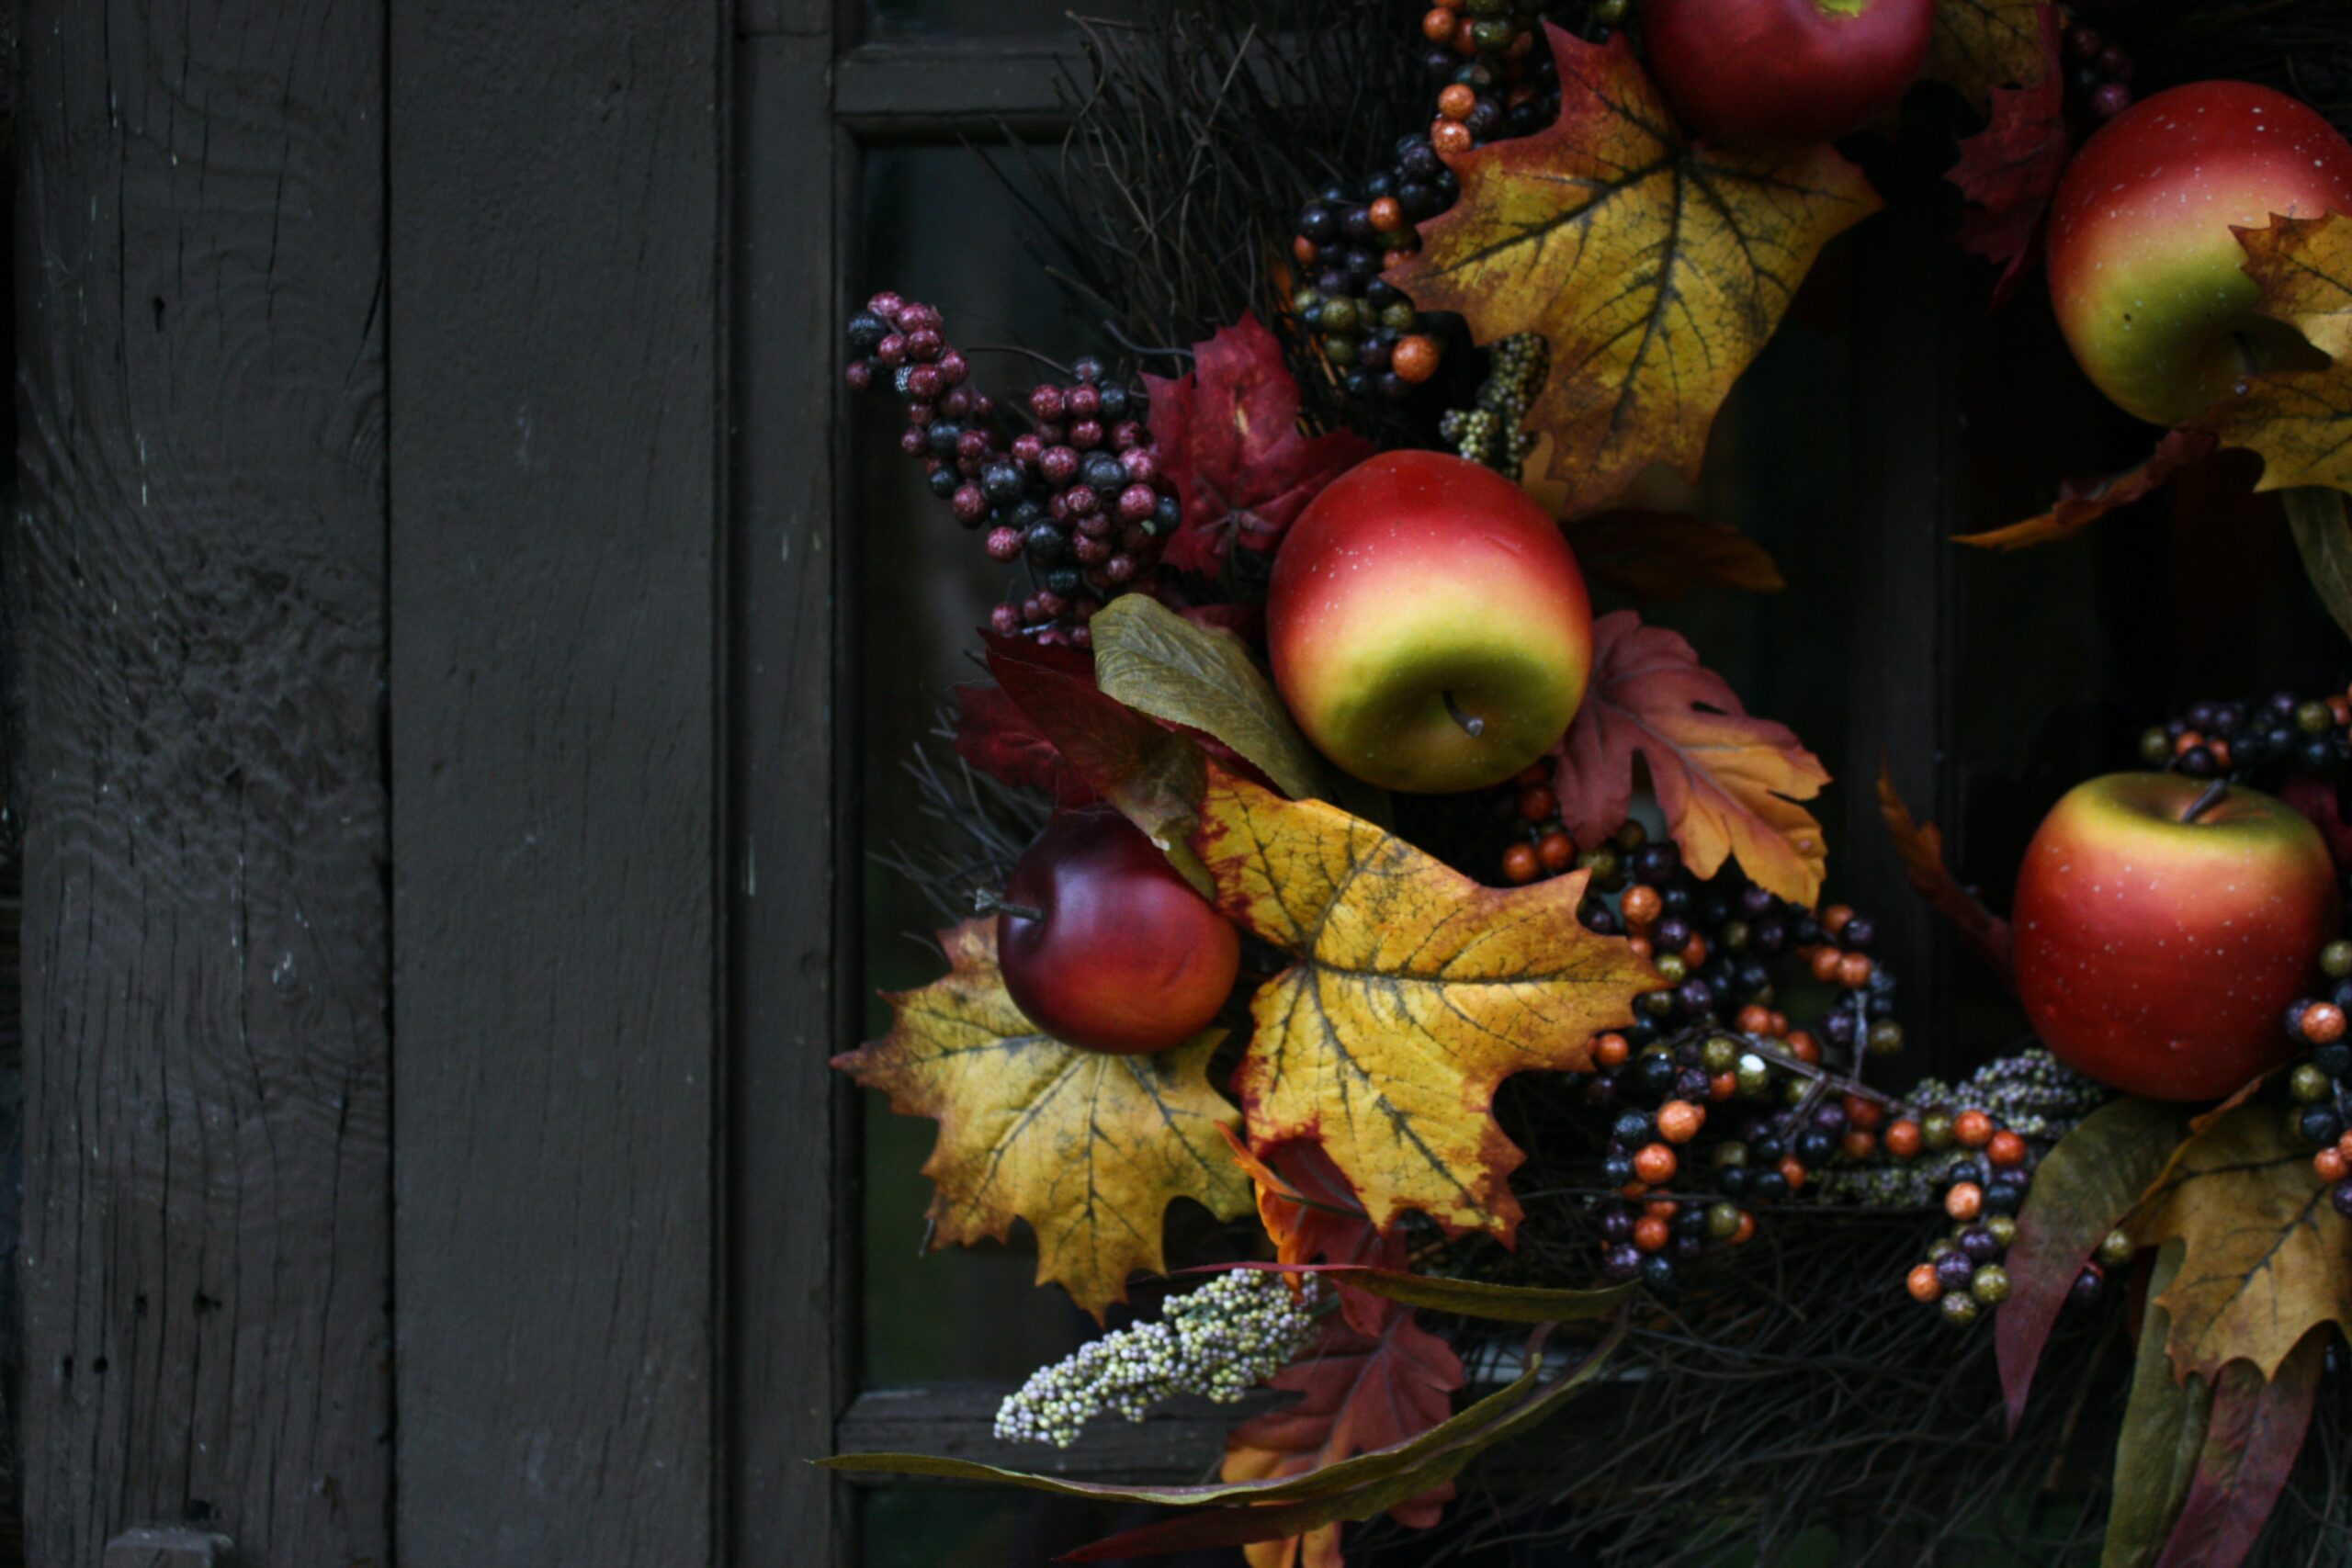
left=1705, top=1201, right=1742, bottom=1240
left=1939, top=1292, right=1982, bottom=1328
left=1735, top=1054, right=1771, bottom=1098
left=2293, top=1064, right=2334, bottom=1104
left=2299, top=700, right=2335, bottom=735
left=1921, top=1111, right=1957, bottom=1151
left=2138, top=728, right=2172, bottom=767
left=2324, top=940, right=2352, bottom=980
left=1702, top=1035, right=1740, bottom=1075
left=1318, top=297, right=1358, bottom=332
left=2096, top=1229, right=2134, bottom=1268
left=1970, top=1265, right=2012, bottom=1304
left=1867, top=1020, right=1905, bottom=1056
left=1984, top=1214, right=2018, bottom=1247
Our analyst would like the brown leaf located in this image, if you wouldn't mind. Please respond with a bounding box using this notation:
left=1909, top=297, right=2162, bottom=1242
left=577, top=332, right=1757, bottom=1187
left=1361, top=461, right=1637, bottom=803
left=1923, top=0, right=2053, bottom=111
left=2129, top=1100, right=2352, bottom=1383
left=1876, top=760, right=2013, bottom=981
left=832, top=919, right=1251, bottom=1319
left=1550, top=611, right=1831, bottom=907
left=1191, top=768, right=1657, bottom=1240
left=1561, top=509, right=1786, bottom=600
left=1948, top=4, right=2066, bottom=299
left=1390, top=25, right=1879, bottom=519
left=1958, top=430, right=2216, bottom=550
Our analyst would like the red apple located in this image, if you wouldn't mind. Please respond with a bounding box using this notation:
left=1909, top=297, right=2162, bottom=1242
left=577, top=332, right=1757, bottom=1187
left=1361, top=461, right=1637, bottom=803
left=1268, top=451, right=1592, bottom=795
left=2048, top=81, right=2352, bottom=427
left=997, top=807, right=1240, bottom=1055
left=1640, top=0, right=1935, bottom=151
left=2013, top=773, right=2338, bottom=1100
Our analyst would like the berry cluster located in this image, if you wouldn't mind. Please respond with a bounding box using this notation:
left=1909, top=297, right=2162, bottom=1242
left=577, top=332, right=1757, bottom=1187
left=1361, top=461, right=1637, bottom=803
left=993, top=1269, right=1318, bottom=1448
left=1291, top=169, right=1448, bottom=400
left=2136, top=687, right=2352, bottom=784
left=843, top=292, right=1182, bottom=643
left=1416, top=0, right=1569, bottom=146
left=2061, top=15, right=2137, bottom=124
left=1441, top=334, right=1548, bottom=480
left=2286, top=951, right=2352, bottom=1226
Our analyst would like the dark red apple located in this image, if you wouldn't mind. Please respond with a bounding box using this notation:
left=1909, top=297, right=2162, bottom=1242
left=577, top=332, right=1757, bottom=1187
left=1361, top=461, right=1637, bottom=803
left=997, top=806, right=1241, bottom=1055
left=2048, top=81, right=2352, bottom=426
left=1640, top=0, right=1935, bottom=151
left=1268, top=450, right=1592, bottom=795
left=2013, top=773, right=2339, bottom=1100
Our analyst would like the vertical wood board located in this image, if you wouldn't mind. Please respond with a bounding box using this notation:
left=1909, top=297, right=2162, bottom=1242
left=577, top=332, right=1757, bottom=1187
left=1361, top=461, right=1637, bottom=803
left=13, top=3, right=392, bottom=1562
left=387, top=1, right=728, bottom=1561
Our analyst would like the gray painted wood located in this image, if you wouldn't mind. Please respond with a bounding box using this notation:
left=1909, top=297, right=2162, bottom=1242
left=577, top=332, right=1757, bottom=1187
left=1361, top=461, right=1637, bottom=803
left=387, top=1, right=728, bottom=1561
left=13, top=4, right=392, bottom=1562
left=731, top=28, right=857, bottom=1568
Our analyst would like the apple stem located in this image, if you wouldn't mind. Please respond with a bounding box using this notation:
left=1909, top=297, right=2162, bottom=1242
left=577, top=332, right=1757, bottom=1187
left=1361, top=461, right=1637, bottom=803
left=1442, top=692, right=1486, bottom=739
left=973, top=888, right=1046, bottom=921
left=2182, top=779, right=2230, bottom=825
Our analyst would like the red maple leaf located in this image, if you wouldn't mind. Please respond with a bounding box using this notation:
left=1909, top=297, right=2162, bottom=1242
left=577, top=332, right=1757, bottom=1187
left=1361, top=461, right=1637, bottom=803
left=1221, top=1297, right=1466, bottom=1564
left=950, top=637, right=1102, bottom=806
left=1237, top=1136, right=1403, bottom=1336
left=1549, top=611, right=1831, bottom=908
left=1957, top=429, right=2216, bottom=550
left=1949, top=4, right=2067, bottom=303
left=1147, top=315, right=1374, bottom=577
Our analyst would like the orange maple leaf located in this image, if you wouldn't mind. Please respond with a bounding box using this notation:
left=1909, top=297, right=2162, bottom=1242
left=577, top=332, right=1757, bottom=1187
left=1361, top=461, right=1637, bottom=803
left=832, top=919, right=1251, bottom=1320
left=1957, top=430, right=2215, bottom=550
left=1190, top=770, right=1655, bottom=1241
left=1390, top=24, right=1879, bottom=519
left=1549, top=611, right=1830, bottom=907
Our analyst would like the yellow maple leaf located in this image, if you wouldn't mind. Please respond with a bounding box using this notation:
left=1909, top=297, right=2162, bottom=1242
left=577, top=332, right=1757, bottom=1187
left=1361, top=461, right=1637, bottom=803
left=2190, top=215, right=2352, bottom=494
left=2128, top=1100, right=2352, bottom=1383
left=1923, top=0, right=2051, bottom=110
left=2236, top=214, right=2352, bottom=363
left=1390, top=25, right=1879, bottom=520
left=1191, top=770, right=1657, bottom=1239
left=833, top=919, right=1252, bottom=1320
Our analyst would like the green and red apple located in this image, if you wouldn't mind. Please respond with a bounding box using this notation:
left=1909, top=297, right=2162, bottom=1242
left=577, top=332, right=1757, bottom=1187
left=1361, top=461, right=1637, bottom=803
left=1267, top=450, right=1593, bottom=795
left=1640, top=0, right=1935, bottom=151
left=998, top=806, right=1240, bottom=1055
left=2048, top=80, right=2352, bottom=427
left=2012, top=773, right=2338, bottom=1100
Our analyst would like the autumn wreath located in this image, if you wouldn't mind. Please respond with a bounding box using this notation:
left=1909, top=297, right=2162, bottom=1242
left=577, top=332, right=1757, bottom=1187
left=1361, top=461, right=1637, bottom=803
left=821, top=1, right=2352, bottom=1563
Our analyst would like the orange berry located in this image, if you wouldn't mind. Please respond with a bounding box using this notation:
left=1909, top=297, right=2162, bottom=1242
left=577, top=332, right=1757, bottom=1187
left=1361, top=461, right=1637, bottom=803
left=1822, top=904, right=1854, bottom=935
left=1682, top=935, right=1708, bottom=966
left=1987, top=1130, right=2028, bottom=1168
left=1421, top=6, right=1454, bottom=40
left=1708, top=1071, right=1737, bottom=1101
left=1906, top=1263, right=1941, bottom=1303
left=1843, top=1095, right=1885, bottom=1132
left=1501, top=842, right=1540, bottom=885
left=1809, top=946, right=1844, bottom=983
left=1657, top=1100, right=1704, bottom=1143
left=2209, top=739, right=2233, bottom=770
left=1515, top=763, right=1549, bottom=787
left=1885, top=1120, right=1923, bottom=1160
left=1841, top=1130, right=1877, bottom=1161
left=1787, top=1032, right=1821, bottom=1066
left=1621, top=1181, right=1649, bottom=1199
left=2173, top=729, right=2205, bottom=756
left=1633, top=1143, right=1678, bottom=1185
left=1779, top=1157, right=1808, bottom=1193
left=1954, top=1110, right=1995, bottom=1149
left=1768, top=1011, right=1790, bottom=1036
left=1645, top=1198, right=1678, bottom=1221
left=1369, top=197, right=1405, bottom=233
left=1634, top=1215, right=1670, bottom=1252
left=1946, top=1182, right=1984, bottom=1222
left=1430, top=118, right=1473, bottom=154
left=1519, top=784, right=1557, bottom=822
left=1438, top=83, right=1478, bottom=120
left=1594, top=1032, right=1630, bottom=1069
left=1537, top=830, right=1577, bottom=873
left=1392, top=332, right=1444, bottom=382
left=2317, top=1147, right=2349, bottom=1183
left=1293, top=235, right=1318, bottom=266
left=2332, top=694, right=2351, bottom=727
left=2302, top=1002, right=2347, bottom=1045
left=2337, top=1130, right=2352, bottom=1160
left=1736, top=1004, right=1774, bottom=1035
left=1837, top=952, right=1874, bottom=989
left=1622, top=884, right=1663, bottom=929
left=1732, top=1212, right=1757, bottom=1245
left=1452, top=17, right=1478, bottom=52
left=1627, top=936, right=1653, bottom=961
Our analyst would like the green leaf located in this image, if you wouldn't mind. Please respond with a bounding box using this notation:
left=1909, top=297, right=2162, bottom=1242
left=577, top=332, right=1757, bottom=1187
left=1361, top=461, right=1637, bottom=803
left=1057, top=1321, right=1625, bottom=1560
left=2285, top=487, right=2352, bottom=645
left=2108, top=1244, right=2214, bottom=1568
left=1089, top=595, right=1332, bottom=802
left=819, top=1324, right=1611, bottom=1506
left=1999, top=1095, right=2188, bottom=1431
left=1224, top=1263, right=1636, bottom=1324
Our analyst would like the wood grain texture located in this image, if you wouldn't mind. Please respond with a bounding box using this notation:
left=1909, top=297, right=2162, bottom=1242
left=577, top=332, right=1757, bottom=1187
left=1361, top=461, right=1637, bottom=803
left=13, top=4, right=391, bottom=1563
left=387, top=1, right=727, bottom=1562
left=730, top=33, right=854, bottom=1568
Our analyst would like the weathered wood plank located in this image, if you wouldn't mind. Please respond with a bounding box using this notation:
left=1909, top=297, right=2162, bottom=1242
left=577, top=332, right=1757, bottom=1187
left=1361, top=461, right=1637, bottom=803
left=730, top=31, right=857, bottom=1568
left=832, top=39, right=1080, bottom=133
left=12, top=5, right=392, bottom=1563
left=386, top=2, right=728, bottom=1562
